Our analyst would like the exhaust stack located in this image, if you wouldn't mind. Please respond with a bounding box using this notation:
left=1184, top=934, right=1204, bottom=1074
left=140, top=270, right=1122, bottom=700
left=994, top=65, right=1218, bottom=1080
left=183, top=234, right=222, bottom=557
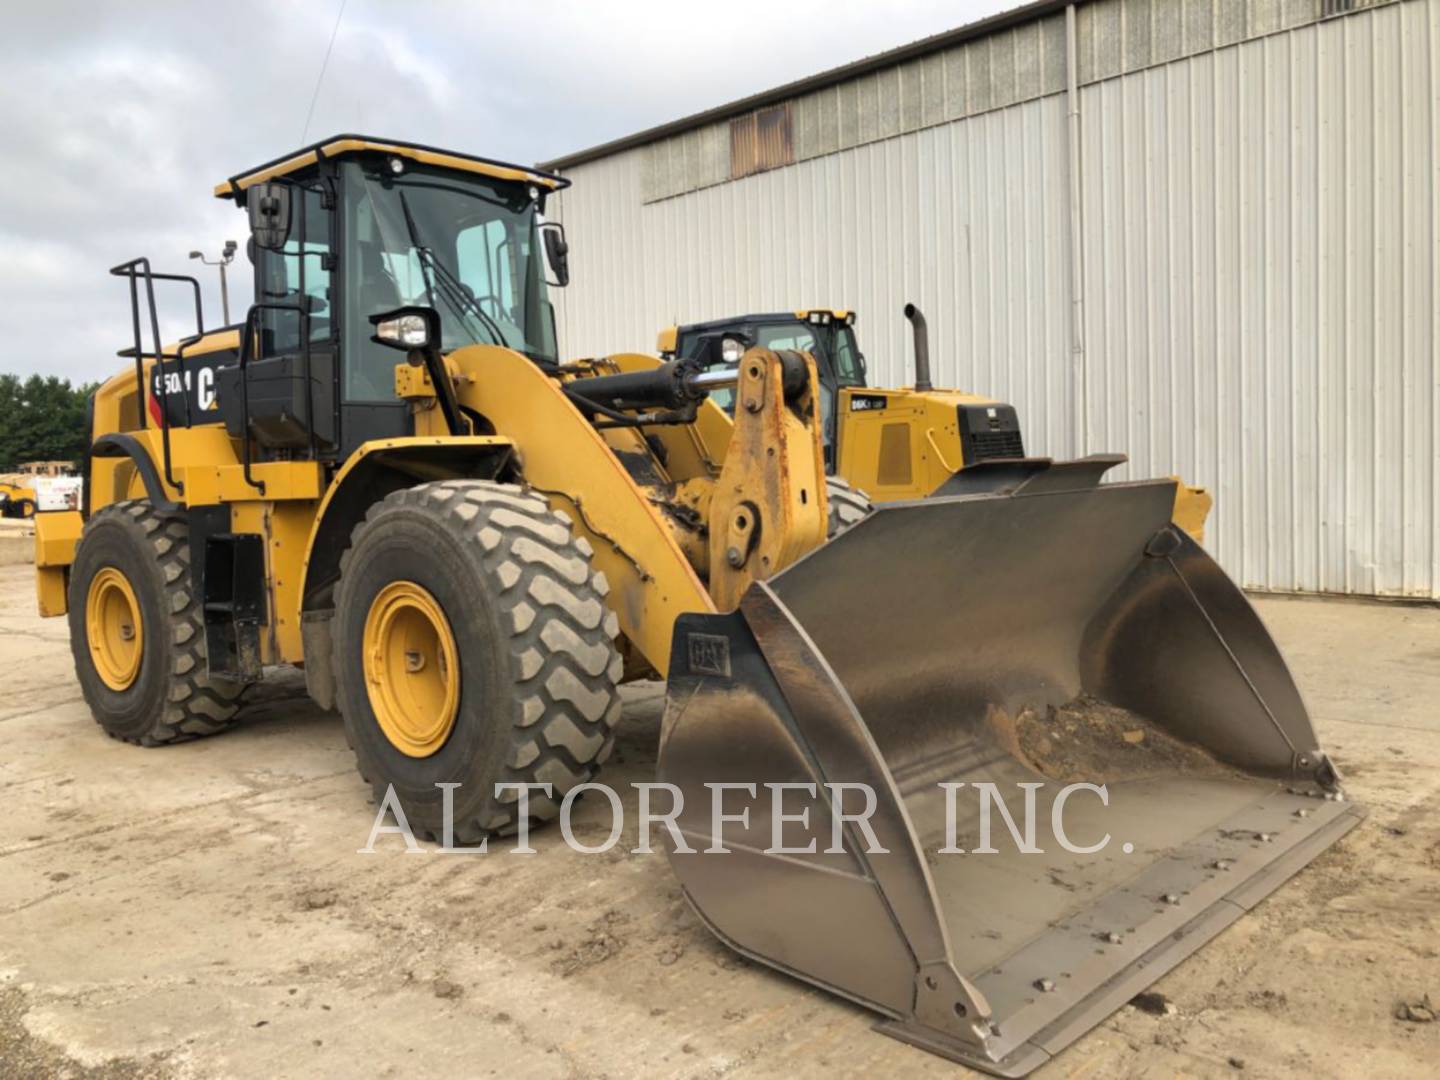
left=903, top=302, right=933, bottom=392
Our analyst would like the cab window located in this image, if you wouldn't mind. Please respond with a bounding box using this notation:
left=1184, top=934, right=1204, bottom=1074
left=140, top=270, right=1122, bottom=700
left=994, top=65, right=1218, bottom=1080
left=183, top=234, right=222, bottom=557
left=754, top=325, right=818, bottom=353
left=831, top=327, right=865, bottom=385
left=341, top=159, right=557, bottom=401
left=456, top=219, right=516, bottom=324
left=255, top=186, right=332, bottom=352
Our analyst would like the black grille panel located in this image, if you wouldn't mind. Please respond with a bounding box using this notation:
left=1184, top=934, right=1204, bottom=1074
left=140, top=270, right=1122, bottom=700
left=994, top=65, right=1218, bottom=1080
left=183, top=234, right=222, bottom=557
left=969, top=429, right=1025, bottom=461
left=957, top=403, right=1025, bottom=464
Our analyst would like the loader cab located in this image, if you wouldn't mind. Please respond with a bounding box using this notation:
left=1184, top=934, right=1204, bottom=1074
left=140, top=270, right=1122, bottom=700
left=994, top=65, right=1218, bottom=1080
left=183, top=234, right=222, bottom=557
left=670, top=310, right=865, bottom=467
left=215, top=136, right=569, bottom=464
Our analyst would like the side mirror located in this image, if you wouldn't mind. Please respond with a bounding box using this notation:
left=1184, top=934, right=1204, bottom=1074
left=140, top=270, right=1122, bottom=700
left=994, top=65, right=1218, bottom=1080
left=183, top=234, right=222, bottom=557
left=370, top=305, right=440, bottom=352
left=540, top=221, right=570, bottom=287
left=690, top=329, right=754, bottom=368
left=247, top=182, right=291, bottom=251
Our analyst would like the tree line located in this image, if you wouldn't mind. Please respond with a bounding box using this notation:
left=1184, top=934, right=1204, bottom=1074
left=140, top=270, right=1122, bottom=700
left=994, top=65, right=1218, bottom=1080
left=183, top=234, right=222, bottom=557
left=0, top=374, right=98, bottom=470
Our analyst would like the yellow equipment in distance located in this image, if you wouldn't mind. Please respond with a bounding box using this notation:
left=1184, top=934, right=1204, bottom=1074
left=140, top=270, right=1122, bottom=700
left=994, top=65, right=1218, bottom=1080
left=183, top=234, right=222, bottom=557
left=660, top=306, right=1213, bottom=543
left=0, top=481, right=37, bottom=519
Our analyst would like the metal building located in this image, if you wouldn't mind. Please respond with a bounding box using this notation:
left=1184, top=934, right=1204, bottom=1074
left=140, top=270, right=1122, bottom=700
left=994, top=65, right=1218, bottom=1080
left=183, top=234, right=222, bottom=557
left=543, top=0, right=1439, bottom=600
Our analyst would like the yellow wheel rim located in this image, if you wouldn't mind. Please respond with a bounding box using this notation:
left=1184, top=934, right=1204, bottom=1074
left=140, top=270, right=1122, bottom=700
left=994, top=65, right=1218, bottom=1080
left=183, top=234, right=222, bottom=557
left=363, top=581, right=460, bottom=758
left=86, top=567, right=144, bottom=691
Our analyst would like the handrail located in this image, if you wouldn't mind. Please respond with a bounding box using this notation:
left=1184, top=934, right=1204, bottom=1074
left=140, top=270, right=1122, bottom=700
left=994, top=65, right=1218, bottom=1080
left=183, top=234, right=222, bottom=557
left=108, top=258, right=206, bottom=493
left=235, top=307, right=266, bottom=495
left=123, top=271, right=145, bottom=429
left=293, top=185, right=319, bottom=460
left=924, top=427, right=959, bottom=474
left=110, top=176, right=331, bottom=508
left=156, top=337, right=182, bottom=495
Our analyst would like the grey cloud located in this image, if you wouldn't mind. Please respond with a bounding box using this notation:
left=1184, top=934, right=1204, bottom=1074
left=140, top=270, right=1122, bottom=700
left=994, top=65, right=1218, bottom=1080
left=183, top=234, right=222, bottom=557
left=0, top=0, right=1012, bottom=383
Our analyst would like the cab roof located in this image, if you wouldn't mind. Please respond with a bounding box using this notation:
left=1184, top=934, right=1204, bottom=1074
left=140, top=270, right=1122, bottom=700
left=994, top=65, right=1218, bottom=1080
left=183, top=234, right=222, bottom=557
left=214, top=134, right=570, bottom=202
left=676, top=309, right=855, bottom=335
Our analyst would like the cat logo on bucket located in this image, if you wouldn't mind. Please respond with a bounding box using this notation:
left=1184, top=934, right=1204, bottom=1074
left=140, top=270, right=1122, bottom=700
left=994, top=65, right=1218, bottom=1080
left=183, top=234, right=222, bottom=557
left=687, top=633, right=731, bottom=677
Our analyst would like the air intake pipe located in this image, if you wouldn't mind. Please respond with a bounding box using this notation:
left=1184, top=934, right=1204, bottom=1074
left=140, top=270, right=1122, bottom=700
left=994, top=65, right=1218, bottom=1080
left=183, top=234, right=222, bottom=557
left=903, top=303, right=933, bottom=392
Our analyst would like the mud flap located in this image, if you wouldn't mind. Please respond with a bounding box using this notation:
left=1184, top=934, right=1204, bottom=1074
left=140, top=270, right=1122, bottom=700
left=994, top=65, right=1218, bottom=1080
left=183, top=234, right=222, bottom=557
left=659, top=477, right=1362, bottom=1076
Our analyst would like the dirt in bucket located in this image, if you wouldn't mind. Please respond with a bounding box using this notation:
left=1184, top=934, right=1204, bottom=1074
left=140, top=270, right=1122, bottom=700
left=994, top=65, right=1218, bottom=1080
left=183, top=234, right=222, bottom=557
left=989, top=694, right=1247, bottom=784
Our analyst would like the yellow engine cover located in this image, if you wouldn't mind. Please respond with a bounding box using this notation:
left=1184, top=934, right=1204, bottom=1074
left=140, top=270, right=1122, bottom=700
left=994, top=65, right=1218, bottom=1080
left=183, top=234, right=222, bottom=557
left=834, top=386, right=998, bottom=502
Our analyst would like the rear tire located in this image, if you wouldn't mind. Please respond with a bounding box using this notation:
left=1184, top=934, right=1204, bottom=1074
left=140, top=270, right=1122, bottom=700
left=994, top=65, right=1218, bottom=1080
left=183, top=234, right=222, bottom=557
left=68, top=501, right=245, bottom=745
left=826, top=477, right=873, bottom=538
left=16, top=498, right=35, bottom=519
left=334, top=480, right=623, bottom=842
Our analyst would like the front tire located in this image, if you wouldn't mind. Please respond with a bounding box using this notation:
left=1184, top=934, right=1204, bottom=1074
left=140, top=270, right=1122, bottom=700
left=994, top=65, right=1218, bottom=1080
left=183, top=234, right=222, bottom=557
left=68, top=501, right=245, bottom=744
left=826, top=477, right=873, bottom=538
left=334, top=481, right=623, bottom=842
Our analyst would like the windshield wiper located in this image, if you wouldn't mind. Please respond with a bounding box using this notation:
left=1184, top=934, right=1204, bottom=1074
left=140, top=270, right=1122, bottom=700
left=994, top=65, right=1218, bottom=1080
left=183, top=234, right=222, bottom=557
left=428, top=253, right=509, bottom=349
left=396, top=190, right=508, bottom=349
left=396, top=190, right=437, bottom=305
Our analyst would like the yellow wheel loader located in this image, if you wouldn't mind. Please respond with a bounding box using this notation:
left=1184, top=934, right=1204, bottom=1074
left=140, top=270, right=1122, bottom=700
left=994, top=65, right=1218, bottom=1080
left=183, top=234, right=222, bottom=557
left=33, top=135, right=1358, bottom=1076
left=660, top=307, right=1214, bottom=543
left=1, top=480, right=38, bottom=518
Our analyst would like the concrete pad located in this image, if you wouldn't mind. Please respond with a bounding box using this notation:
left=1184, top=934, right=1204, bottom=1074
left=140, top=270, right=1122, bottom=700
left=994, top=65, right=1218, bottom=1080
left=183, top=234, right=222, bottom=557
left=0, top=532, right=32, bottom=567
left=0, top=564, right=1436, bottom=1077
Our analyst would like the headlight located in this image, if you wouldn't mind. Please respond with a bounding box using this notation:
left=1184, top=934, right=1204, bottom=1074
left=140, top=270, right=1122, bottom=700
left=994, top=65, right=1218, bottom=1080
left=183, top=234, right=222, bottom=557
left=375, top=313, right=431, bottom=348
left=720, top=337, right=745, bottom=365
left=369, top=306, right=440, bottom=352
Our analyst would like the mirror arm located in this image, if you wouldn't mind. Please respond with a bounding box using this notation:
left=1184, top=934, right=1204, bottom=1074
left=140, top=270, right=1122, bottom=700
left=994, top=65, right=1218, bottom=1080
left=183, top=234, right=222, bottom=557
left=422, top=346, right=470, bottom=437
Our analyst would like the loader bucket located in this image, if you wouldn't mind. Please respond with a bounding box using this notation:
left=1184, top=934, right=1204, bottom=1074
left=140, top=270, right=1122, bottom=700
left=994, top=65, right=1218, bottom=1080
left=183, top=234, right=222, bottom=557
left=658, top=464, right=1361, bottom=1077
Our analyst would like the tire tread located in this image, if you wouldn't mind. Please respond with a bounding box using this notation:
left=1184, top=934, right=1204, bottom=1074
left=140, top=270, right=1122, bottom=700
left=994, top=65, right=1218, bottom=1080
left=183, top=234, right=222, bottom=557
left=74, top=501, right=244, bottom=745
left=336, top=480, right=622, bottom=838
left=826, top=477, right=874, bottom=537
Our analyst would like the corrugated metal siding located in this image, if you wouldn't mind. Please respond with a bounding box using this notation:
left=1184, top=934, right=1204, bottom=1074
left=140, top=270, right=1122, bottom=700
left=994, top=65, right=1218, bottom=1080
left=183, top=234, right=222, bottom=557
left=641, top=0, right=1400, bottom=202
left=555, top=97, right=1073, bottom=430
left=553, top=0, right=1440, bottom=598
left=1077, top=0, right=1438, bottom=597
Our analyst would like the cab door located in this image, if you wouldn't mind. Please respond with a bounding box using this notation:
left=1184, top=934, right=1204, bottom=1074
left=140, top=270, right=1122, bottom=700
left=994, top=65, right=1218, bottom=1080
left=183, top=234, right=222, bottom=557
left=226, top=181, right=340, bottom=455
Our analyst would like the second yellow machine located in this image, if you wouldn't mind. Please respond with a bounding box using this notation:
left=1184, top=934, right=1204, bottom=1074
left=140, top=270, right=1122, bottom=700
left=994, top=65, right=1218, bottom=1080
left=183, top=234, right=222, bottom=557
left=659, top=306, right=1213, bottom=541
left=34, top=137, right=1358, bottom=1076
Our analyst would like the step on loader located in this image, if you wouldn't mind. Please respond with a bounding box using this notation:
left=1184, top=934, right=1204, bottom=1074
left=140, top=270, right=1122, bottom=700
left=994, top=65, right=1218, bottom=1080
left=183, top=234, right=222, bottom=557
left=31, top=136, right=1359, bottom=1076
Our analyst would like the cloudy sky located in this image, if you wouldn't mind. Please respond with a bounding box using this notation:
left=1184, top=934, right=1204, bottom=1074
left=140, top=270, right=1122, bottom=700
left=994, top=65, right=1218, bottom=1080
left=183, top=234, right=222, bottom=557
left=0, top=0, right=1015, bottom=384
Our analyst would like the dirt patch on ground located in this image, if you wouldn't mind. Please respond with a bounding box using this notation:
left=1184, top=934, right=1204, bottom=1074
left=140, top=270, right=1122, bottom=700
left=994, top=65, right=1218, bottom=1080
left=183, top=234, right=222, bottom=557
left=0, top=985, right=171, bottom=1080
left=551, top=908, right=632, bottom=978
left=991, top=694, right=1247, bottom=784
